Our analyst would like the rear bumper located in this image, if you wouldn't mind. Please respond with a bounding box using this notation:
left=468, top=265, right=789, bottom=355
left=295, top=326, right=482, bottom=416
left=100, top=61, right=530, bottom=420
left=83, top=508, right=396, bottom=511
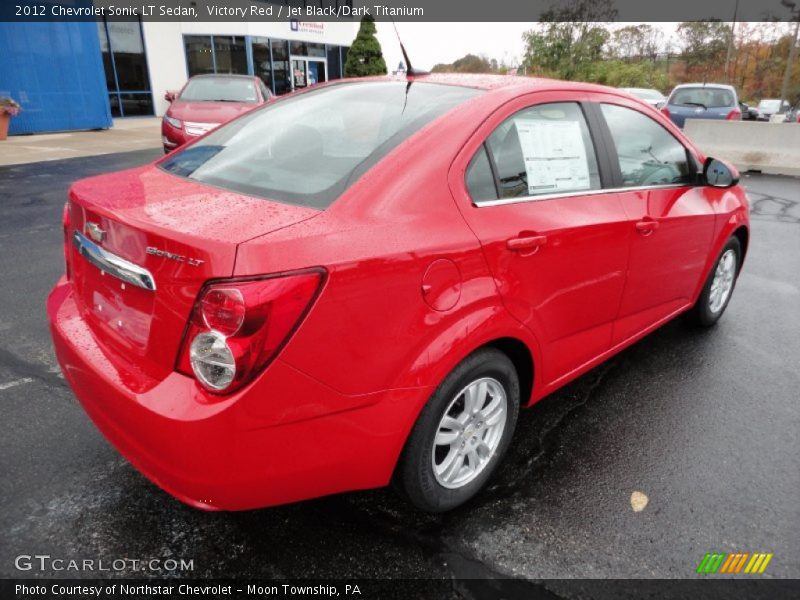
left=48, top=277, right=428, bottom=510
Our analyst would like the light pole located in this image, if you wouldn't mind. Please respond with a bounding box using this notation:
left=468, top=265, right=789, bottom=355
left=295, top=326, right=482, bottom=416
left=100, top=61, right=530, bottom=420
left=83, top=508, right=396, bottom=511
left=724, top=0, right=740, bottom=83
left=780, top=0, right=800, bottom=109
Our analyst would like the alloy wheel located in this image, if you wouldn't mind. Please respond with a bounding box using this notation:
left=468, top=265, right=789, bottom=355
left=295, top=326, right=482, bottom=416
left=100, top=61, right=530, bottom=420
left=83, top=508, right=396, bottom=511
left=431, top=377, right=508, bottom=489
left=709, top=249, right=737, bottom=314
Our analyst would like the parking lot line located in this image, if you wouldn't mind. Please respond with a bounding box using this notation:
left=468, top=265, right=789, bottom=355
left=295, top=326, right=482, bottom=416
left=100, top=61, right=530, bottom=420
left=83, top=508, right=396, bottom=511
left=0, top=377, right=33, bottom=391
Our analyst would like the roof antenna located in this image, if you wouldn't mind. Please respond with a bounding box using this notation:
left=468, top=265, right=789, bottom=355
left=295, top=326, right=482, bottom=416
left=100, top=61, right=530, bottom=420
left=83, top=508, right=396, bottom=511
left=391, top=19, right=428, bottom=78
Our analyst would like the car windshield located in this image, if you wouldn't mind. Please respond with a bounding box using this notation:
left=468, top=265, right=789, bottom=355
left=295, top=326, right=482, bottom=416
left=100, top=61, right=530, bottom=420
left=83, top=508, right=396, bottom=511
left=179, top=77, right=258, bottom=103
left=160, top=81, right=483, bottom=209
left=757, top=99, right=781, bottom=111
left=670, top=87, right=735, bottom=108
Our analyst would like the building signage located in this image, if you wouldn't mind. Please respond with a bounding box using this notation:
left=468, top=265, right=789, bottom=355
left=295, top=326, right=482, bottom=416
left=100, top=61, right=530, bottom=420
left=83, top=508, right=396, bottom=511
left=290, top=20, right=325, bottom=36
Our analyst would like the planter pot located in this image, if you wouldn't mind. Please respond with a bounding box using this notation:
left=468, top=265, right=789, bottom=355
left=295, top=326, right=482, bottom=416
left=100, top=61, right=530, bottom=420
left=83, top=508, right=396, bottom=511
left=0, top=113, right=9, bottom=141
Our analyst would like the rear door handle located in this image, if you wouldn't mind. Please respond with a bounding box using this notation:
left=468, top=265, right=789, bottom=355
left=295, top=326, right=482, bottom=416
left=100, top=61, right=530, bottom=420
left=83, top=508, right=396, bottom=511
left=635, top=218, right=659, bottom=235
left=506, top=234, right=547, bottom=252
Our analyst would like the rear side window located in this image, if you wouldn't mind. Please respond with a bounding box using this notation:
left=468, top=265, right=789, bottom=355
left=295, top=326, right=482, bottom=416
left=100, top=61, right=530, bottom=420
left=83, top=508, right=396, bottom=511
left=669, top=87, right=735, bottom=108
left=160, top=82, right=482, bottom=209
left=600, top=104, right=695, bottom=187
left=465, top=146, right=498, bottom=202
left=477, top=102, right=601, bottom=201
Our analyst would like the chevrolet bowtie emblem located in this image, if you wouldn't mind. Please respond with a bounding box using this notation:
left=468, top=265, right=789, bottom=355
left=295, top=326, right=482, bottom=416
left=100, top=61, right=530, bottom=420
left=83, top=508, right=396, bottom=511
left=86, top=222, right=106, bottom=243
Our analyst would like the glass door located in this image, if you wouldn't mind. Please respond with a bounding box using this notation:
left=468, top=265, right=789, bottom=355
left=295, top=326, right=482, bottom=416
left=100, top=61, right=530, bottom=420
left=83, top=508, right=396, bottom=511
left=291, top=59, right=308, bottom=89
left=307, top=59, right=326, bottom=86
left=290, top=57, right=327, bottom=90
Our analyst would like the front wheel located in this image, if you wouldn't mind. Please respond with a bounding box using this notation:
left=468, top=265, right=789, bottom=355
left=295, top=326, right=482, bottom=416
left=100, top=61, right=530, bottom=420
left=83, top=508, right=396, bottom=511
left=688, top=236, right=742, bottom=327
left=396, top=348, right=519, bottom=513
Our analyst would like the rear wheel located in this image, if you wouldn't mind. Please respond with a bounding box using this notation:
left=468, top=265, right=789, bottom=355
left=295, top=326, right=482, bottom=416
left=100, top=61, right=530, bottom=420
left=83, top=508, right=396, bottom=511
left=396, top=348, right=519, bottom=513
left=688, top=236, right=741, bottom=327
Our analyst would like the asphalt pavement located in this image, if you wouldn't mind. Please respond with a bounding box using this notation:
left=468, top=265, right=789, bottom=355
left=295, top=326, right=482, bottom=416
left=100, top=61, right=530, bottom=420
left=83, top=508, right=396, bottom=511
left=0, top=150, right=798, bottom=597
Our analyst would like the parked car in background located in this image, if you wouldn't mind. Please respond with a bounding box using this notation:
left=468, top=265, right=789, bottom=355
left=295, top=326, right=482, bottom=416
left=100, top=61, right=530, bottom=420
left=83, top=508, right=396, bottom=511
left=739, top=101, right=758, bottom=121
left=161, top=74, right=272, bottom=153
left=755, top=98, right=791, bottom=121
left=784, top=103, right=800, bottom=123
left=619, top=87, right=666, bottom=109
left=661, top=83, right=740, bottom=128
left=50, top=75, right=750, bottom=513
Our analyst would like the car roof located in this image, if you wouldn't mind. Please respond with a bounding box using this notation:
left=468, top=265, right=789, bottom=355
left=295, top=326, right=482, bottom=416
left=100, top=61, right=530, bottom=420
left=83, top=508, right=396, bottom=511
left=189, top=74, right=255, bottom=81
left=672, top=83, right=736, bottom=91
left=328, top=73, right=641, bottom=98
left=621, top=87, right=663, bottom=93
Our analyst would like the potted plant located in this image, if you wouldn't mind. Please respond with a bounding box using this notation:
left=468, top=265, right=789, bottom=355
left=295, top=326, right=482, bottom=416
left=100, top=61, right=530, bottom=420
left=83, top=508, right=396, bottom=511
left=0, top=98, right=21, bottom=141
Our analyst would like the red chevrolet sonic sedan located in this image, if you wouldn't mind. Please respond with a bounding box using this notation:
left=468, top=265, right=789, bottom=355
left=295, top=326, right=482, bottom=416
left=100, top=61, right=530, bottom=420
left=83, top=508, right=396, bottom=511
left=48, top=74, right=749, bottom=513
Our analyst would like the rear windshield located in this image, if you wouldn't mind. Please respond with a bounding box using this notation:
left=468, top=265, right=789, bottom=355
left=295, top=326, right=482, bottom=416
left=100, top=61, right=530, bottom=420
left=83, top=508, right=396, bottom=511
left=670, top=87, right=735, bottom=108
left=160, top=81, right=482, bottom=208
left=180, top=77, right=258, bottom=103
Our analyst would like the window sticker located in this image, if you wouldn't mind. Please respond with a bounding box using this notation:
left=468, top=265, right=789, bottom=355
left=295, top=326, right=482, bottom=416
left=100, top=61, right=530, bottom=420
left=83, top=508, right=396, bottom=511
left=515, top=119, right=591, bottom=195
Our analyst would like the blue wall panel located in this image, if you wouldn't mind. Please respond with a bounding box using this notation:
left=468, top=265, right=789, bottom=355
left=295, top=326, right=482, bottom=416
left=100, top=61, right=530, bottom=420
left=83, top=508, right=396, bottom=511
left=0, top=22, right=112, bottom=134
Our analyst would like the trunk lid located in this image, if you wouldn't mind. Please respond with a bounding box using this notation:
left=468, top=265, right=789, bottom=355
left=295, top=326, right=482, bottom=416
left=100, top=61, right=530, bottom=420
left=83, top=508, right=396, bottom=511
left=67, top=165, right=319, bottom=384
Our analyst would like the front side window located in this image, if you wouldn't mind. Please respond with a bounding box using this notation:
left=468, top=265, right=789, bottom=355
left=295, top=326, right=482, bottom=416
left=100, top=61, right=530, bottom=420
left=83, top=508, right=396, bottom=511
left=481, top=102, right=601, bottom=201
left=161, top=82, right=482, bottom=208
left=601, top=104, right=695, bottom=187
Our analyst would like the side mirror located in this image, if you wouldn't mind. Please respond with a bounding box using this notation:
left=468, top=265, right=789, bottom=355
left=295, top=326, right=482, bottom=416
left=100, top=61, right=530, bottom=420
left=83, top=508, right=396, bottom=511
left=704, top=157, right=739, bottom=188
left=164, top=90, right=178, bottom=103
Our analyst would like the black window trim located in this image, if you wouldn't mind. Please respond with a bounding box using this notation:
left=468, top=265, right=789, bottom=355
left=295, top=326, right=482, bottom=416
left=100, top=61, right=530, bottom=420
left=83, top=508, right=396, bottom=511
left=482, top=141, right=502, bottom=199
left=469, top=100, right=700, bottom=208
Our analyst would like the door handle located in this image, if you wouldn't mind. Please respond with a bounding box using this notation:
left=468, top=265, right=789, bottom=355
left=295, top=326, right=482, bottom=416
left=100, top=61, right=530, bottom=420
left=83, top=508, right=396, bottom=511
left=506, top=234, right=548, bottom=252
left=635, top=218, right=659, bottom=235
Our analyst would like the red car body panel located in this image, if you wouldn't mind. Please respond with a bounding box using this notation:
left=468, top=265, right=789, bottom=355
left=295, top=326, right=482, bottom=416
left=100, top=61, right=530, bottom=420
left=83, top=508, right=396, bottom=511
left=48, top=75, right=750, bottom=510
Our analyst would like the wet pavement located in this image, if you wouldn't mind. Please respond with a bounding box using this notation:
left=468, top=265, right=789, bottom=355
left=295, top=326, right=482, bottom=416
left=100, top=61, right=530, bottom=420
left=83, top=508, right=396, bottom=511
left=0, top=151, right=798, bottom=594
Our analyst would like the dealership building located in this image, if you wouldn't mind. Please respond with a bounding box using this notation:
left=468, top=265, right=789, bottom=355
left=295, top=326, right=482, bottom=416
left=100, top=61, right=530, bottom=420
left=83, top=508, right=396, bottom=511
left=0, top=14, right=357, bottom=135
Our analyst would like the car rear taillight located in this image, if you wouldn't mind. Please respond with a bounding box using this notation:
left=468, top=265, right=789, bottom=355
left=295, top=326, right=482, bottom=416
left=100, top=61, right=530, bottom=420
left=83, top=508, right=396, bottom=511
left=62, top=202, right=71, bottom=280
left=726, top=108, right=741, bottom=121
left=660, top=106, right=670, bottom=119
left=177, top=269, right=325, bottom=394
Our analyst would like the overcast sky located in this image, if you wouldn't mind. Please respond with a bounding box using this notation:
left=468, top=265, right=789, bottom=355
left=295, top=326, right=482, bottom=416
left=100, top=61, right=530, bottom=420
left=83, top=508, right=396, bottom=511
left=373, top=22, right=693, bottom=72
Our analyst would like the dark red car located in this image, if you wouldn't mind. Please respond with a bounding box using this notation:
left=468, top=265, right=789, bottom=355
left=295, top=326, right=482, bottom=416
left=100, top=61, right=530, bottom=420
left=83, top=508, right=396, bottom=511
left=161, top=74, right=272, bottom=153
left=49, top=75, right=750, bottom=513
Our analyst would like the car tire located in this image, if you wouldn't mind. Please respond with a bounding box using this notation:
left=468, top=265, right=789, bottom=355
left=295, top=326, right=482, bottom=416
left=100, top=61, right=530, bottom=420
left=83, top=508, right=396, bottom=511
left=396, top=347, right=520, bottom=513
left=688, top=236, right=742, bottom=327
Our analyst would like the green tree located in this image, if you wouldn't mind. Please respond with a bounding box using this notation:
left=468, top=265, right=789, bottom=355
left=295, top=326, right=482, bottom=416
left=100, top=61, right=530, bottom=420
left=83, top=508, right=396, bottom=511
left=608, top=25, right=663, bottom=61
left=677, top=21, right=731, bottom=68
left=521, top=0, right=616, bottom=80
left=431, top=54, right=496, bottom=74
left=344, top=15, right=387, bottom=77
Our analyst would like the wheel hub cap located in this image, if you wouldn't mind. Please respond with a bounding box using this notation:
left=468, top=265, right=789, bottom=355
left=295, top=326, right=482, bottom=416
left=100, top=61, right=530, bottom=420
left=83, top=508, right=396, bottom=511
left=432, top=377, right=508, bottom=489
left=709, top=249, right=737, bottom=314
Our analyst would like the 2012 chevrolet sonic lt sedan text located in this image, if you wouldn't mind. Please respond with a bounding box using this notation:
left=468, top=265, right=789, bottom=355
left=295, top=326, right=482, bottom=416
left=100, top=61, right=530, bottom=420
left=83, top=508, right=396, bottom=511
left=48, top=75, right=750, bottom=513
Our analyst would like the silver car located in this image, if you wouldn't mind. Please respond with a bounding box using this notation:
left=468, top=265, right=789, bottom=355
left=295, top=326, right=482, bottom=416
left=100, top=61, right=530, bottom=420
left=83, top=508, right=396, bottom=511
left=619, top=87, right=666, bottom=109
